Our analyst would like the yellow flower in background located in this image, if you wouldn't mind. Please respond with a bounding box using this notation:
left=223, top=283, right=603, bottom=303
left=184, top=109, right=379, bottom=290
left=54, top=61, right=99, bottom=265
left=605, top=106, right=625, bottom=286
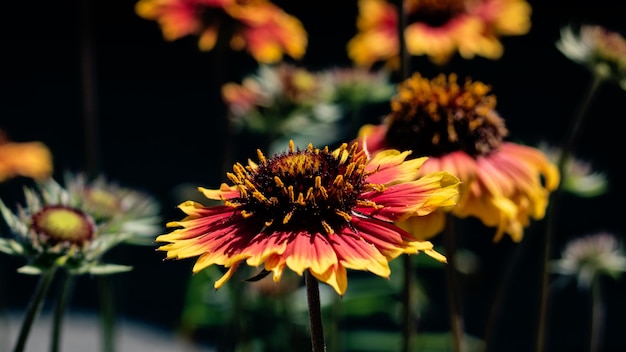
left=157, top=141, right=459, bottom=295
left=135, top=0, right=307, bottom=63
left=0, top=130, right=53, bottom=182
left=357, top=73, right=559, bottom=242
left=557, top=24, right=626, bottom=89
left=348, top=0, right=531, bottom=67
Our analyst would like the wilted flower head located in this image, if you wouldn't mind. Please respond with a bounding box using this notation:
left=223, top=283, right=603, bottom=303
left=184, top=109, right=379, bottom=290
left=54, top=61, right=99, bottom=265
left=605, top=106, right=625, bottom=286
left=538, top=142, right=608, bottom=198
left=135, top=0, right=307, bottom=63
left=0, top=130, right=53, bottom=183
left=222, top=64, right=345, bottom=152
left=357, top=73, right=559, bottom=242
left=348, top=0, right=531, bottom=67
left=0, top=174, right=161, bottom=274
left=318, top=67, right=395, bottom=107
left=557, top=24, right=626, bottom=89
left=222, top=64, right=397, bottom=153
left=156, top=140, right=459, bottom=295
left=552, top=232, right=626, bottom=289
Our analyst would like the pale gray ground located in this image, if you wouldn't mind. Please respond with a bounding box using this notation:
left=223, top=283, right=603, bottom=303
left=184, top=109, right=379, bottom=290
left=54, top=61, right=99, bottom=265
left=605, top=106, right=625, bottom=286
left=0, top=310, right=214, bottom=352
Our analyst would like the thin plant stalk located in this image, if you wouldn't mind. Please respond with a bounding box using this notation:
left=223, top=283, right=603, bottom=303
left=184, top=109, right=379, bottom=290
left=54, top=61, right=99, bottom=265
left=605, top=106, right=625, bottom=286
left=13, top=266, right=57, bottom=352
left=51, top=271, right=76, bottom=352
left=443, top=214, right=464, bottom=352
left=305, top=270, right=326, bottom=352
left=589, top=277, right=604, bottom=352
left=534, top=73, right=604, bottom=352
left=481, top=233, right=527, bottom=352
left=98, top=276, right=116, bottom=352
left=392, top=0, right=418, bottom=350
left=401, top=255, right=415, bottom=352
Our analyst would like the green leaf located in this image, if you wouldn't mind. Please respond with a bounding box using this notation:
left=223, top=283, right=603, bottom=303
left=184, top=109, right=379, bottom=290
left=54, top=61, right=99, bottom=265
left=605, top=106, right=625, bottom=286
left=17, top=265, right=44, bottom=275
left=0, top=238, right=19, bottom=255
left=87, top=264, right=133, bottom=275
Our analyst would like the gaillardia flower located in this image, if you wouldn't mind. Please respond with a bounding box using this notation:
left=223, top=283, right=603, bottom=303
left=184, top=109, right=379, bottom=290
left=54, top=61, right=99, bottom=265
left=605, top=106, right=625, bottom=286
left=552, top=232, right=626, bottom=289
left=348, top=0, right=531, bottom=67
left=357, top=73, right=559, bottom=242
left=0, top=173, right=161, bottom=274
left=156, top=141, right=460, bottom=295
left=0, top=130, right=53, bottom=182
left=135, top=0, right=307, bottom=64
left=557, top=24, right=626, bottom=89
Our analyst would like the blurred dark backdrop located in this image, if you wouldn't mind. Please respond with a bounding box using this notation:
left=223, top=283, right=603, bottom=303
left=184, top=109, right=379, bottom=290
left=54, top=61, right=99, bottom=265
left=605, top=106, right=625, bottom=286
left=1, top=1, right=626, bottom=351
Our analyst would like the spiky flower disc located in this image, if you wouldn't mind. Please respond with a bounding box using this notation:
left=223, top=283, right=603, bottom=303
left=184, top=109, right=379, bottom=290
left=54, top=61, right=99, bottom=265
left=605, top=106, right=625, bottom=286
left=157, top=141, right=460, bottom=295
left=357, top=73, right=559, bottom=242
left=31, top=206, right=95, bottom=246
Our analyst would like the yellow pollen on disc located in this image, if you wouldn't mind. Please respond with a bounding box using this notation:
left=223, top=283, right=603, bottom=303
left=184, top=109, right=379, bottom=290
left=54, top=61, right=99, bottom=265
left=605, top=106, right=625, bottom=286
left=296, top=193, right=305, bottom=206
left=274, top=176, right=285, bottom=188
left=321, top=220, right=334, bottom=235
left=335, top=209, right=352, bottom=221
left=283, top=211, right=293, bottom=224
left=257, top=149, right=267, bottom=164
left=36, top=208, right=92, bottom=243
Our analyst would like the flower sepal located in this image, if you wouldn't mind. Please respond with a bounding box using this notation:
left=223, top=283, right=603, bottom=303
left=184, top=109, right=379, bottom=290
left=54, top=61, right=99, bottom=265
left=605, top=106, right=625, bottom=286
left=0, top=238, right=25, bottom=256
left=78, top=263, right=134, bottom=276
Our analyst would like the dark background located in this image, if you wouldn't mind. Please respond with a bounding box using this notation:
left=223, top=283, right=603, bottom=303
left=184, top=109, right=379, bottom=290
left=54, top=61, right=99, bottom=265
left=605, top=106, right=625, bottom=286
left=1, top=1, right=626, bottom=351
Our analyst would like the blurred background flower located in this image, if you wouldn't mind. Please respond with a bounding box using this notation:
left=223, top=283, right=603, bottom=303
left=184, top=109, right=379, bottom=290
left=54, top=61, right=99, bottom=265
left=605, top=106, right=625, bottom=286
left=135, top=0, right=307, bottom=64
left=552, top=232, right=626, bottom=289
left=348, top=0, right=532, bottom=67
left=357, top=73, right=559, bottom=242
left=557, top=24, right=626, bottom=89
left=0, top=130, right=53, bottom=183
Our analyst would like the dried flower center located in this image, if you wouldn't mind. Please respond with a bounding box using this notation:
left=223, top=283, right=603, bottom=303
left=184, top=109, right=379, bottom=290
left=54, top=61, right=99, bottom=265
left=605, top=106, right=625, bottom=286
left=226, top=142, right=380, bottom=235
left=384, top=73, right=508, bottom=158
left=31, top=206, right=95, bottom=245
left=407, top=0, right=466, bottom=27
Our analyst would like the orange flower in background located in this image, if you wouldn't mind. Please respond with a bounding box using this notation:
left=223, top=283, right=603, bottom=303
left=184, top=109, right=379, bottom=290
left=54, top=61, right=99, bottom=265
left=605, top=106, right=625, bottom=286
left=348, top=0, right=531, bottom=66
left=347, top=0, right=399, bottom=69
left=0, top=130, right=53, bottom=182
left=357, top=73, right=559, bottom=242
left=157, top=141, right=459, bottom=295
left=135, top=0, right=307, bottom=63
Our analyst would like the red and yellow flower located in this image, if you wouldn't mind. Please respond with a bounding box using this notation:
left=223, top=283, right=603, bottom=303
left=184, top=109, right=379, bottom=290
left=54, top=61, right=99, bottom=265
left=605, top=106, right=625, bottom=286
left=157, top=141, right=459, bottom=295
left=135, top=0, right=307, bottom=63
left=357, top=73, right=559, bottom=242
left=348, top=0, right=531, bottom=67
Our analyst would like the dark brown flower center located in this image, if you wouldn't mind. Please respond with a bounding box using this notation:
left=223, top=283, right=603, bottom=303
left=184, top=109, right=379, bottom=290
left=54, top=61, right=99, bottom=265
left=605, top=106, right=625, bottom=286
left=225, top=142, right=378, bottom=234
left=384, top=73, right=508, bottom=158
left=31, top=205, right=95, bottom=246
left=407, top=0, right=467, bottom=27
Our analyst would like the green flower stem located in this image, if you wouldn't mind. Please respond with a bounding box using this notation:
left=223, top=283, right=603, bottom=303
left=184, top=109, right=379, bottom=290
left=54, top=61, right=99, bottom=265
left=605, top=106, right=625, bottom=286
left=13, top=266, right=57, bottom=352
left=482, top=237, right=527, bottom=352
left=401, top=255, right=415, bottom=352
left=305, top=270, right=326, bottom=352
left=394, top=1, right=416, bottom=350
left=535, top=73, right=604, bottom=352
left=51, top=271, right=76, bottom=352
left=589, top=277, right=605, bottom=352
left=98, top=275, right=116, bottom=352
left=443, top=214, right=464, bottom=352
